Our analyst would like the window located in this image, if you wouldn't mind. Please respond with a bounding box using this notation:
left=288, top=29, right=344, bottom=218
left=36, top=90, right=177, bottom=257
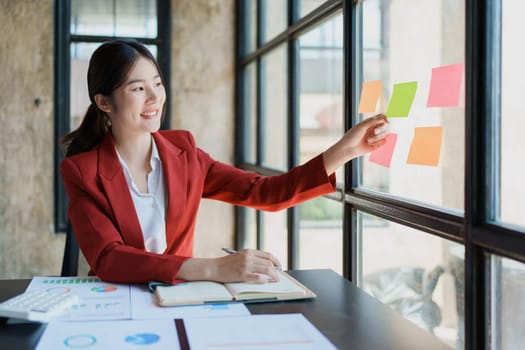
left=261, top=44, right=288, bottom=170
left=359, top=212, right=464, bottom=347
left=54, top=0, right=171, bottom=232
left=297, top=15, right=344, bottom=273
left=236, top=1, right=525, bottom=349
left=498, top=1, right=525, bottom=229
left=488, top=1, right=525, bottom=349
left=359, top=0, right=465, bottom=212
left=489, top=256, right=525, bottom=350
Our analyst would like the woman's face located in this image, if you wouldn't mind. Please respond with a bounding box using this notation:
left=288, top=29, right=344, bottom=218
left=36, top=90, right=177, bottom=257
left=105, top=56, right=166, bottom=138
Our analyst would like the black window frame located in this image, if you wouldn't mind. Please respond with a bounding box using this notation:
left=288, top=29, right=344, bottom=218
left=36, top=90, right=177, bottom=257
left=53, top=0, right=171, bottom=233
left=235, top=0, right=525, bottom=349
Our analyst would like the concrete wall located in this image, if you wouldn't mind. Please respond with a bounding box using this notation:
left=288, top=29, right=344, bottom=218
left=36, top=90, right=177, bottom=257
left=170, top=0, right=235, bottom=259
left=0, top=0, right=235, bottom=278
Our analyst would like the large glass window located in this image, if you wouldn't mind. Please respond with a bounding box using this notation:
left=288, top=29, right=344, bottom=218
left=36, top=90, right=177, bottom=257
left=296, top=14, right=344, bottom=272
left=499, top=1, right=525, bottom=228
left=298, top=197, right=343, bottom=274
left=298, top=0, right=326, bottom=18
left=243, top=208, right=258, bottom=251
left=261, top=211, right=288, bottom=269
left=70, top=0, right=158, bottom=38
left=359, top=212, right=464, bottom=348
left=261, top=0, right=287, bottom=44
left=261, top=45, right=288, bottom=170
left=242, top=63, right=257, bottom=164
left=489, top=255, right=525, bottom=350
left=487, top=3, right=525, bottom=350
left=299, top=15, right=343, bottom=176
left=236, top=1, right=525, bottom=349
left=359, top=0, right=465, bottom=212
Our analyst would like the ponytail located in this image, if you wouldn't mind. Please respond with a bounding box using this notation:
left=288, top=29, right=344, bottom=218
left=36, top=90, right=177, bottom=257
left=60, top=103, right=110, bottom=157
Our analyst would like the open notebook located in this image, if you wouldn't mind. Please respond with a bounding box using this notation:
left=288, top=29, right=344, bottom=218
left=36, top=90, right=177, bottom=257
left=153, top=271, right=316, bottom=306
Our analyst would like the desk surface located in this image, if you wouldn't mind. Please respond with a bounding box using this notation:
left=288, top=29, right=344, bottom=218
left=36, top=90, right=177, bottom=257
left=0, top=269, right=450, bottom=350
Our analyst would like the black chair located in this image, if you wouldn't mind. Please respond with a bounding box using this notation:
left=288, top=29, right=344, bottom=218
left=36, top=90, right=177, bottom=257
left=61, top=220, right=79, bottom=276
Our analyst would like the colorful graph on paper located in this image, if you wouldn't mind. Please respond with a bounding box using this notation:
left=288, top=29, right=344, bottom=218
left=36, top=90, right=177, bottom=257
left=26, top=276, right=131, bottom=321
left=35, top=319, right=179, bottom=350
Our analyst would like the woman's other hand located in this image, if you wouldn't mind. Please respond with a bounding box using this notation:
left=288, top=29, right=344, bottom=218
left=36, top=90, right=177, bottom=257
left=214, top=249, right=282, bottom=283
left=177, top=249, right=282, bottom=284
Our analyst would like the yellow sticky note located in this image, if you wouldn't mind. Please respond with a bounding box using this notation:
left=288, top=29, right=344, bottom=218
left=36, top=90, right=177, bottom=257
left=407, top=127, right=443, bottom=166
left=358, top=80, right=382, bottom=113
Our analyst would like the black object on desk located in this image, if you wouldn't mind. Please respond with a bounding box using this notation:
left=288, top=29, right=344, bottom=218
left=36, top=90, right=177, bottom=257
left=249, top=269, right=451, bottom=350
left=0, top=269, right=451, bottom=350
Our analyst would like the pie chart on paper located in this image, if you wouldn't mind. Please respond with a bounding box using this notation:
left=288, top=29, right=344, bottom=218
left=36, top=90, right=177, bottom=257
left=90, top=285, right=118, bottom=293
left=124, top=333, right=161, bottom=345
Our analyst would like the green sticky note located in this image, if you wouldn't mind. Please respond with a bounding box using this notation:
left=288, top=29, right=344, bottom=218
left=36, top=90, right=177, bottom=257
left=386, top=81, right=418, bottom=117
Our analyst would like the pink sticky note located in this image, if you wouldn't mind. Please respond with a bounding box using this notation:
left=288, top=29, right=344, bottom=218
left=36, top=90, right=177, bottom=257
left=427, top=63, right=464, bottom=107
left=369, top=133, right=398, bottom=168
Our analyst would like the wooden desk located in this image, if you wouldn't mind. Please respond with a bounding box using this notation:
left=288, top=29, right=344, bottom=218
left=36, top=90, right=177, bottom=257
left=0, top=269, right=451, bottom=350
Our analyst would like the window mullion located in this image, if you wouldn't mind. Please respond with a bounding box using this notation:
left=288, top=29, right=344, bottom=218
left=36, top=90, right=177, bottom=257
left=343, top=0, right=360, bottom=282
left=287, top=0, right=299, bottom=269
left=54, top=0, right=72, bottom=233
left=465, top=0, right=491, bottom=348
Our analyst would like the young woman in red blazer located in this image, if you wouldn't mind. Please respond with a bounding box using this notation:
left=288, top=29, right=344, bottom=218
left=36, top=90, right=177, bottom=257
left=60, top=39, right=389, bottom=285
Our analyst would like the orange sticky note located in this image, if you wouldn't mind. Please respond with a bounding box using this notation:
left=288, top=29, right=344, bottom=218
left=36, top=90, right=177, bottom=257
left=407, top=127, right=443, bottom=166
left=427, top=63, right=464, bottom=107
left=369, top=133, right=397, bottom=168
left=358, top=80, right=382, bottom=113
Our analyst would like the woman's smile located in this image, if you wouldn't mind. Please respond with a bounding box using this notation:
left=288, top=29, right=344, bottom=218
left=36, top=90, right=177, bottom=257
left=141, top=109, right=160, bottom=119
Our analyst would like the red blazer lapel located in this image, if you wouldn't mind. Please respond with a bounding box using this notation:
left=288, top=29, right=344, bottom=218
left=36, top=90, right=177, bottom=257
left=97, top=134, right=145, bottom=250
left=153, top=133, right=188, bottom=250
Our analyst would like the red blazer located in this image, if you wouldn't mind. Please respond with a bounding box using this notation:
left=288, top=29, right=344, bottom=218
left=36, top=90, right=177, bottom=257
left=60, top=130, right=336, bottom=284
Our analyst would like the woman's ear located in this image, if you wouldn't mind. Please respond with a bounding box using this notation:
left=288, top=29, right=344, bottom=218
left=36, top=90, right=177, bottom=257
left=94, top=94, right=112, bottom=113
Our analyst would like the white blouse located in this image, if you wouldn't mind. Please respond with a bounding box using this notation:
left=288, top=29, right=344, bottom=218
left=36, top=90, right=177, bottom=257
left=116, top=139, right=167, bottom=253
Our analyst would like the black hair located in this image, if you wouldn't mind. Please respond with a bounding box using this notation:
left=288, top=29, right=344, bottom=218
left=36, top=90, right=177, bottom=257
left=61, top=39, right=166, bottom=157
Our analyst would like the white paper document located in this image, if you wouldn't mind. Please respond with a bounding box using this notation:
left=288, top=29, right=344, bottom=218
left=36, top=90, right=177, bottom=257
left=35, top=319, right=180, bottom=350
left=129, top=284, right=251, bottom=319
left=26, top=276, right=131, bottom=321
left=183, top=313, right=337, bottom=349
left=23, top=276, right=250, bottom=322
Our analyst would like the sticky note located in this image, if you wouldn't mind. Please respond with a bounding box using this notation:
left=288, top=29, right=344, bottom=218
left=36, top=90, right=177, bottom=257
left=427, top=63, right=464, bottom=107
left=385, top=81, right=418, bottom=118
left=369, top=133, right=397, bottom=168
left=407, top=126, right=443, bottom=166
left=358, top=80, right=382, bottom=113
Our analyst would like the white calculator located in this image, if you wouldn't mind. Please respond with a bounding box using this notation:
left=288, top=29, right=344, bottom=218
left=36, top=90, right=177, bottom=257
left=0, top=289, right=78, bottom=322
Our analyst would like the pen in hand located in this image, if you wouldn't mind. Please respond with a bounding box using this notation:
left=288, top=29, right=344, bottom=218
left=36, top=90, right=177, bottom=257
left=221, top=248, right=283, bottom=271
left=221, top=247, right=237, bottom=255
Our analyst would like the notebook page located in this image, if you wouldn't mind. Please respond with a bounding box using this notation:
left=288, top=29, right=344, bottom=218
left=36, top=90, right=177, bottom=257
left=225, top=271, right=306, bottom=298
left=155, top=281, right=233, bottom=306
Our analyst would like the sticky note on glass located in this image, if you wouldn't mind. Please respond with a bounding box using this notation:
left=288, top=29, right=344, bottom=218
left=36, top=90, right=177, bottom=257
left=407, top=126, right=443, bottom=166
left=427, top=63, right=464, bottom=107
left=386, top=81, right=418, bottom=117
left=358, top=80, right=382, bottom=113
left=369, top=133, right=397, bottom=168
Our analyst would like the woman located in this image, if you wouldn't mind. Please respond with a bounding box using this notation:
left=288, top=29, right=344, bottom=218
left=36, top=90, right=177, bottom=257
left=60, top=39, right=389, bottom=284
